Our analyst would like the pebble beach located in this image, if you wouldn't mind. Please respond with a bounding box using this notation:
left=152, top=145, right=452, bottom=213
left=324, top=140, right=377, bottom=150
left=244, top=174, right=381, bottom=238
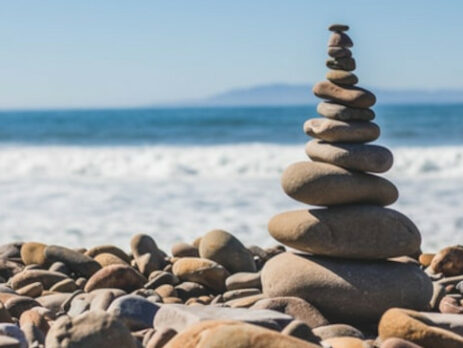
left=1, top=24, right=463, bottom=348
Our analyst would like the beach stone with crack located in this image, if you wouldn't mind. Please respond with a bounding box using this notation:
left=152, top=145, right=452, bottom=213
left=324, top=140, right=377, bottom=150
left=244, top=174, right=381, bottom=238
left=84, top=264, right=146, bottom=292
left=226, top=272, right=261, bottom=290
left=326, top=57, right=356, bottom=71
left=431, top=245, right=463, bottom=276
left=328, top=32, right=353, bottom=47
left=281, top=162, right=398, bottom=206
left=305, top=139, right=393, bottom=173
left=268, top=207, right=421, bottom=259
left=20, top=242, right=48, bottom=266
left=304, top=118, right=380, bottom=143
left=313, top=324, right=364, bottom=340
left=317, top=101, right=375, bottom=121
left=251, top=297, right=328, bottom=328
left=329, top=24, right=349, bottom=32
left=199, top=229, right=256, bottom=274
left=380, top=338, right=423, bottom=348
left=326, top=70, right=358, bottom=85
left=107, top=294, right=160, bottom=330
left=172, top=258, right=229, bottom=292
left=131, top=234, right=165, bottom=276
left=44, top=245, right=101, bottom=278
left=261, top=253, right=432, bottom=323
left=379, top=308, right=463, bottom=348
left=328, top=46, right=352, bottom=58
left=164, top=320, right=321, bottom=348
left=84, top=244, right=131, bottom=263
left=10, top=270, right=68, bottom=290
left=45, top=310, right=137, bottom=348
left=313, top=81, right=376, bottom=108
left=154, top=304, right=293, bottom=332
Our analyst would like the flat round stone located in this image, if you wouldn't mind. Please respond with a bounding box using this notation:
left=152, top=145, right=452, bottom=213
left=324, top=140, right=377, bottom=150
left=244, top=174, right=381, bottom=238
left=305, top=139, right=393, bottom=173
left=328, top=32, right=353, bottom=47
left=261, top=253, right=432, bottom=323
left=313, top=81, right=376, bottom=108
left=303, top=118, right=380, bottom=143
left=281, top=161, right=398, bottom=206
left=328, top=24, right=349, bottom=32
left=326, top=57, right=356, bottom=71
left=328, top=47, right=352, bottom=58
left=317, top=102, right=374, bottom=121
left=326, top=70, right=358, bottom=85
left=268, top=206, right=421, bottom=259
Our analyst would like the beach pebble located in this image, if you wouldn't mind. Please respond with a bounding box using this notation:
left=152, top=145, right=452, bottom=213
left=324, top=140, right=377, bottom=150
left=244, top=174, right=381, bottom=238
left=222, top=288, right=260, bottom=302
left=328, top=46, right=352, bottom=58
left=107, top=294, right=160, bottom=330
left=380, top=338, right=423, bottom=348
left=281, top=162, right=398, bottom=206
left=326, top=69, right=358, bottom=85
left=84, top=264, right=146, bottom=292
left=19, top=308, right=50, bottom=334
left=85, top=244, right=131, bottom=263
left=154, top=304, right=293, bottom=332
left=329, top=24, right=349, bottom=32
left=0, top=324, right=27, bottom=348
left=379, top=308, right=463, bottom=347
left=305, top=139, right=393, bottom=173
left=172, top=258, right=229, bottom=292
left=439, top=295, right=463, bottom=314
left=313, top=324, right=364, bottom=340
left=317, top=101, right=374, bottom=121
left=281, top=320, right=319, bottom=343
left=4, top=296, right=40, bottom=318
left=94, top=252, right=128, bottom=267
left=89, top=289, right=124, bottom=311
left=328, top=32, right=353, bottom=47
left=313, top=81, right=376, bottom=108
left=16, top=282, right=43, bottom=298
left=323, top=337, right=366, bottom=348
left=44, top=245, right=101, bottom=278
left=199, top=229, right=256, bottom=274
left=175, top=282, right=208, bottom=301
left=130, top=234, right=165, bottom=277
left=20, top=242, right=48, bottom=266
left=326, top=57, right=356, bottom=71
left=49, top=278, right=78, bottom=293
left=304, top=118, right=380, bottom=143
left=418, top=253, right=435, bottom=267
left=145, top=271, right=179, bottom=290
left=45, top=310, right=137, bottom=348
left=431, top=245, right=463, bottom=276
left=48, top=261, right=71, bottom=275
left=225, top=272, right=261, bottom=290
left=0, top=302, right=13, bottom=323
left=225, top=294, right=265, bottom=308
left=262, top=253, right=432, bottom=323
left=171, top=242, right=199, bottom=258
left=251, top=296, right=328, bottom=329
left=10, top=270, right=67, bottom=290
left=20, top=323, right=44, bottom=347
left=0, top=335, right=21, bottom=348
left=146, top=327, right=177, bottom=348
left=164, top=320, right=320, bottom=348
left=155, top=284, right=177, bottom=298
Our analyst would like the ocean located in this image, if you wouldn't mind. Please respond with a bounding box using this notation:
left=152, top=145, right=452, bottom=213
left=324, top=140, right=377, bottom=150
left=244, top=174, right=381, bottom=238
left=0, top=105, right=462, bottom=252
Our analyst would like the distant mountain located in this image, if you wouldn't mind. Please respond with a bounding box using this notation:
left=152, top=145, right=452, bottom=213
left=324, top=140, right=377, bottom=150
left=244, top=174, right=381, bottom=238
left=187, top=83, right=463, bottom=106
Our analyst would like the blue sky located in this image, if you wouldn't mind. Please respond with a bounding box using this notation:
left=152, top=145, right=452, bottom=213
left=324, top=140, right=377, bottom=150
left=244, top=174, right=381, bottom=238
left=1, top=0, right=462, bottom=109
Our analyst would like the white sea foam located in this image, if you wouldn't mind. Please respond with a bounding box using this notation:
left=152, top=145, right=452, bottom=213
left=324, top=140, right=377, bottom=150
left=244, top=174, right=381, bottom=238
left=0, top=143, right=462, bottom=251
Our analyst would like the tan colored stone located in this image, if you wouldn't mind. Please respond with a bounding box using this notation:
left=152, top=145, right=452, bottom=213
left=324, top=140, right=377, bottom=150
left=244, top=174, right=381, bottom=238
left=323, top=337, right=366, bottom=348
left=130, top=234, right=165, bottom=276
left=378, top=308, right=463, bottom=348
left=419, top=253, right=435, bottom=267
left=155, top=284, right=178, bottom=298
left=16, top=282, right=43, bottom=298
left=326, top=70, right=358, bottom=85
left=49, top=278, right=78, bottom=293
left=304, top=118, right=380, bottom=143
left=431, top=245, right=463, bottom=276
left=20, top=242, right=48, bottom=266
left=84, top=264, right=146, bottom=292
left=94, top=253, right=128, bottom=267
left=305, top=140, right=393, bottom=173
left=380, top=338, right=423, bottom=348
left=85, top=245, right=131, bottom=263
left=313, top=81, right=376, bottom=108
left=261, top=253, right=432, bottom=323
left=268, top=206, right=421, bottom=259
left=172, top=258, right=229, bottom=292
left=171, top=242, right=199, bottom=258
left=281, top=162, right=398, bottom=206
left=10, top=270, right=68, bottom=290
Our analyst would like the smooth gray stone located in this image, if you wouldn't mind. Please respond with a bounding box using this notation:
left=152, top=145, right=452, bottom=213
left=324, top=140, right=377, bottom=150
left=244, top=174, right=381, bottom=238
left=154, top=304, right=293, bottom=332
left=107, top=295, right=160, bottom=330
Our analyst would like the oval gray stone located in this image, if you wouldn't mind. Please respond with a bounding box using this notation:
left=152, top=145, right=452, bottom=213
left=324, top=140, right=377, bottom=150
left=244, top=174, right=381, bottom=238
left=328, top=24, right=349, bottom=32
left=107, top=295, right=160, bottom=330
left=281, top=161, right=398, bottom=206
left=317, top=102, right=375, bottom=121
left=304, top=118, right=380, bottom=143
left=305, top=139, right=393, bottom=173
left=268, top=206, right=421, bottom=259
left=326, top=70, right=358, bottom=85
left=313, top=81, right=376, bottom=109
left=261, top=252, right=433, bottom=323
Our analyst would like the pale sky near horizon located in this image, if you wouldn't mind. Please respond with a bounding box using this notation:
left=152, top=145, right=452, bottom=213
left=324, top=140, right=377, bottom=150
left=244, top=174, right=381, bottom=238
left=1, top=0, right=462, bottom=109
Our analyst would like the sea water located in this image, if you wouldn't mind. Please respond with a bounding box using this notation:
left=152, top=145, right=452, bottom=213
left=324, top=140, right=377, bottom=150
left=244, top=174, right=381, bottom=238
left=0, top=105, right=462, bottom=251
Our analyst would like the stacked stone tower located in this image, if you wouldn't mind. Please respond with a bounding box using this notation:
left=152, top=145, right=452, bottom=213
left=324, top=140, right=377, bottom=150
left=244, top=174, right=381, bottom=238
left=261, top=24, right=433, bottom=323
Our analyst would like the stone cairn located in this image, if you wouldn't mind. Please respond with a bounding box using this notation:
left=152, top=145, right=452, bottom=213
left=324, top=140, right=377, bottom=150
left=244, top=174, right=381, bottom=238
left=261, top=24, right=433, bottom=323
